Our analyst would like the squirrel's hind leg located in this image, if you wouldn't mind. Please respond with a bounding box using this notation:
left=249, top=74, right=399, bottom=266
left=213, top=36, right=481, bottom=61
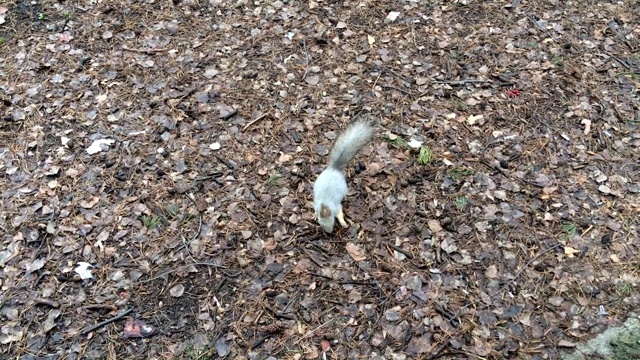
left=336, top=209, right=348, bottom=228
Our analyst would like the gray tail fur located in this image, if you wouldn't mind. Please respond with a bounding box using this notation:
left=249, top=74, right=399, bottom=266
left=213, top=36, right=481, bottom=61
left=329, top=115, right=377, bottom=171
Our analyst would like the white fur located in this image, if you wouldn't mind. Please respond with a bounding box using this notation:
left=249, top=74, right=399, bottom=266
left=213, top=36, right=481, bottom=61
left=313, top=167, right=348, bottom=233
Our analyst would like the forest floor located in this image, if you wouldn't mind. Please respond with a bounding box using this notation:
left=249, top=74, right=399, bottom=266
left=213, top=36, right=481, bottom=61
left=1, top=0, right=639, bottom=359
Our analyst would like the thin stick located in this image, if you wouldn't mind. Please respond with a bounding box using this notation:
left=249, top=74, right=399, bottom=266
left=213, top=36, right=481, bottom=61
left=489, top=243, right=562, bottom=297
left=434, top=79, right=486, bottom=85
left=293, top=318, right=336, bottom=345
left=34, top=298, right=60, bottom=308
left=455, top=243, right=562, bottom=316
left=370, top=71, right=382, bottom=94
left=527, top=15, right=557, bottom=42
left=82, top=234, right=105, bottom=268
left=80, top=308, right=133, bottom=335
left=381, top=85, right=415, bottom=95
left=134, top=262, right=227, bottom=285
left=386, top=242, right=413, bottom=259
left=242, top=112, right=271, bottom=132
left=122, top=46, right=168, bottom=53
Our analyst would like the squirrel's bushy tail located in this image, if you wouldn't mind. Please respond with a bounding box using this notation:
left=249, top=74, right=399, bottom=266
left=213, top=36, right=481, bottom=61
left=329, top=116, right=377, bottom=171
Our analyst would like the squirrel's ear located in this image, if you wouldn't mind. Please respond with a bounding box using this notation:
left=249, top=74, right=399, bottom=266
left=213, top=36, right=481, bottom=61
left=320, top=204, right=331, bottom=218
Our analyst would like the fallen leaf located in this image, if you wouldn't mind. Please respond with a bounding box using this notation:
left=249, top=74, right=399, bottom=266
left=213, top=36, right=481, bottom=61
left=43, top=310, right=61, bottom=333
left=0, top=329, right=23, bottom=344
left=485, top=265, right=498, bottom=279
left=321, top=338, right=331, bottom=352
left=345, top=242, right=367, bottom=261
left=74, top=262, right=94, bottom=280
left=407, top=139, right=423, bottom=149
left=170, top=284, right=185, bottom=297
left=427, top=220, right=443, bottom=233
left=440, top=238, right=457, bottom=254
left=86, top=139, right=115, bottom=155
left=385, top=11, right=400, bottom=22
left=123, top=317, right=156, bottom=338
left=215, top=337, right=230, bottom=356
left=25, top=257, right=46, bottom=274
left=305, top=75, right=320, bottom=85
left=467, top=114, right=484, bottom=125
left=581, top=119, right=591, bottom=135
left=564, top=246, right=580, bottom=258
left=598, top=185, right=611, bottom=194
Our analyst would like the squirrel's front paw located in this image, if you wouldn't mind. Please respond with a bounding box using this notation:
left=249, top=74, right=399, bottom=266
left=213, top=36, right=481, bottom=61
left=336, top=210, right=348, bottom=228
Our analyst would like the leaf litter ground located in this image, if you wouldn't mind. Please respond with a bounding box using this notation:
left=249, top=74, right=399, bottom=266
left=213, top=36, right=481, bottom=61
left=0, top=0, right=639, bottom=359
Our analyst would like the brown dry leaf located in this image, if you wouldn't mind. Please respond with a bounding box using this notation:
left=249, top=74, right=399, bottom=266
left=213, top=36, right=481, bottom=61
left=345, top=242, right=367, bottom=261
left=564, top=246, right=580, bottom=258
left=485, top=265, right=498, bottom=279
left=474, top=338, right=492, bottom=356
left=427, top=220, right=443, bottom=233
left=79, top=197, right=99, bottom=209
left=123, top=318, right=156, bottom=338
left=321, top=339, right=331, bottom=352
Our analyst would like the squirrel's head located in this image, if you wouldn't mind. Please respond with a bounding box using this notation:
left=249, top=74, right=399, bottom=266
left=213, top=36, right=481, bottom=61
left=317, top=204, right=335, bottom=233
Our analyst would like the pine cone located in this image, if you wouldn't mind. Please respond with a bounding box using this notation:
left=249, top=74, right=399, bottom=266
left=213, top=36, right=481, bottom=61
left=262, top=323, right=286, bottom=334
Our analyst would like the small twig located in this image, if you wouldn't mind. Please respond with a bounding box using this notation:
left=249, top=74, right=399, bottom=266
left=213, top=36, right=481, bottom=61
left=484, top=160, right=545, bottom=188
left=293, top=318, right=336, bottom=345
left=265, top=306, right=294, bottom=320
left=454, top=242, right=562, bottom=319
left=213, top=154, right=236, bottom=170
left=527, top=14, right=557, bottom=42
left=220, top=108, right=238, bottom=120
left=33, top=271, right=51, bottom=288
left=177, top=193, right=203, bottom=259
left=242, top=112, right=271, bottom=132
left=134, top=262, right=227, bottom=285
left=85, top=304, right=118, bottom=312
left=434, top=79, right=487, bottom=85
left=80, top=308, right=133, bottom=335
left=121, top=46, right=169, bottom=53
left=424, top=341, right=450, bottom=360
left=386, top=242, right=414, bottom=259
left=250, top=334, right=273, bottom=349
left=489, top=243, right=562, bottom=297
left=366, top=288, right=401, bottom=341
left=370, top=71, right=382, bottom=94
left=381, top=85, right=415, bottom=95
left=610, top=55, right=630, bottom=69
left=34, top=298, right=60, bottom=308
left=82, top=233, right=105, bottom=268
left=194, top=172, right=223, bottom=181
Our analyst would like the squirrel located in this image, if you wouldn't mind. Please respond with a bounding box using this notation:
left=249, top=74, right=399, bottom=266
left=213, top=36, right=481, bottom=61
left=313, top=116, right=377, bottom=233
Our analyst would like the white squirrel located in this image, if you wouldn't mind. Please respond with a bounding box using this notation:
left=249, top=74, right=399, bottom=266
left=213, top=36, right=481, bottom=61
left=313, top=116, right=377, bottom=233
